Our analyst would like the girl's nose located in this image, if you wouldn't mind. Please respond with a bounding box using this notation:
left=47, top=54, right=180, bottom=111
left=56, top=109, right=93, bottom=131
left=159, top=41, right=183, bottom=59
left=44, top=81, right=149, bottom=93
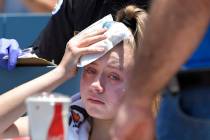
left=90, top=77, right=104, bottom=94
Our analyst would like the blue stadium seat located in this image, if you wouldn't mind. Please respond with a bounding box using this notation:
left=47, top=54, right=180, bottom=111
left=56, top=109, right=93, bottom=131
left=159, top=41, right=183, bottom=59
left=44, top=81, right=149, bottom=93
left=0, top=15, right=4, bottom=37
left=0, top=14, right=81, bottom=96
left=3, top=13, right=51, bottom=49
left=0, top=67, right=81, bottom=96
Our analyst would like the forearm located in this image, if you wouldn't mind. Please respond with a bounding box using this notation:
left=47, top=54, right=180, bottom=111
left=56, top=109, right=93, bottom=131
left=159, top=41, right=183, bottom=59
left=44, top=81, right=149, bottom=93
left=128, top=0, right=210, bottom=101
left=0, top=0, right=4, bottom=12
left=22, top=0, right=56, bottom=12
left=0, top=66, right=70, bottom=133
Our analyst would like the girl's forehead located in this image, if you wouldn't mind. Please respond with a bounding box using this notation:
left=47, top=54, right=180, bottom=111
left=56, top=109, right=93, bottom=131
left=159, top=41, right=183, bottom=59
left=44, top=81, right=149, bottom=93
left=88, top=50, right=122, bottom=70
left=97, top=46, right=123, bottom=63
left=88, top=44, right=133, bottom=70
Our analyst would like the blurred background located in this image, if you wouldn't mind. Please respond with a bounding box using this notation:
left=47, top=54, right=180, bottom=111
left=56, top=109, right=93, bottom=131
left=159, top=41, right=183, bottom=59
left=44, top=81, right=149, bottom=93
left=0, top=0, right=57, bottom=49
left=0, top=0, right=57, bottom=13
left=0, top=0, right=80, bottom=96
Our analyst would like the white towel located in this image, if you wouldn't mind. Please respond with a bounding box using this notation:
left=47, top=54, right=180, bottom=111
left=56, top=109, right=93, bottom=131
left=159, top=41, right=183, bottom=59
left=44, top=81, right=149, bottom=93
left=76, top=15, right=132, bottom=67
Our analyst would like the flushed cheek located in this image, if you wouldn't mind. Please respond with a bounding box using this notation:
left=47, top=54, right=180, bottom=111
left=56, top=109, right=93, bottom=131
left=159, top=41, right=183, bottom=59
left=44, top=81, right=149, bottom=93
left=106, top=88, right=125, bottom=109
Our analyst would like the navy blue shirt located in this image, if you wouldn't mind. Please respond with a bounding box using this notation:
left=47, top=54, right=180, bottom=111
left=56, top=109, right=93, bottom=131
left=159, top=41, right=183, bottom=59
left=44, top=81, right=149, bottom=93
left=183, top=24, right=210, bottom=70
left=33, top=0, right=150, bottom=64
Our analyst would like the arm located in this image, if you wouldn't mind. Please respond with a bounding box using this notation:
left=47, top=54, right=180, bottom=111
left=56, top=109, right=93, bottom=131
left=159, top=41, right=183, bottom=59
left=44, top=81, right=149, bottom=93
left=111, top=0, right=210, bottom=139
left=22, top=0, right=57, bottom=12
left=0, top=117, right=29, bottom=138
left=0, top=29, right=106, bottom=138
left=0, top=65, right=71, bottom=136
left=128, top=0, right=210, bottom=100
left=0, top=0, right=3, bottom=12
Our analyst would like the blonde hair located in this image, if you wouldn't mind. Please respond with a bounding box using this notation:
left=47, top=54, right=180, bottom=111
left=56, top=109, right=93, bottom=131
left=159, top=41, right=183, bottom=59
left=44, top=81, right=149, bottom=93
left=115, top=5, right=147, bottom=50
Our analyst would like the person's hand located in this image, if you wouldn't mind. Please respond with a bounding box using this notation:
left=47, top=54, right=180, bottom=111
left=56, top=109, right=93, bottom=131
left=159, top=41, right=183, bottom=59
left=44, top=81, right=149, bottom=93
left=58, top=29, right=107, bottom=78
left=111, top=97, right=155, bottom=140
left=0, top=38, right=21, bottom=70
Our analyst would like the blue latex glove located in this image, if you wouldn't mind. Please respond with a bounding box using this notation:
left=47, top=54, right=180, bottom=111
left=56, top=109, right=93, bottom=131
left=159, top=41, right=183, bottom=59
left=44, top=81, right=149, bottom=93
left=0, top=38, right=21, bottom=70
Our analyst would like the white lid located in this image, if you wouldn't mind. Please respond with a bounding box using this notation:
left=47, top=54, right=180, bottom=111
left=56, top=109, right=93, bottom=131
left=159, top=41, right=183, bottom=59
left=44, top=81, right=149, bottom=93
left=26, top=92, right=71, bottom=103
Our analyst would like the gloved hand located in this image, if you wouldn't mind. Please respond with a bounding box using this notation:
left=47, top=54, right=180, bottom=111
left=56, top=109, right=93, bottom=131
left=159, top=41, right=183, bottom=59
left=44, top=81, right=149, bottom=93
left=0, top=38, right=21, bottom=70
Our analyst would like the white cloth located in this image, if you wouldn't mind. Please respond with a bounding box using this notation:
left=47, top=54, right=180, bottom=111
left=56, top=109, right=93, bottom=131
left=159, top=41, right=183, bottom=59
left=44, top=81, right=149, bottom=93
left=76, top=15, right=132, bottom=67
left=68, top=93, right=91, bottom=140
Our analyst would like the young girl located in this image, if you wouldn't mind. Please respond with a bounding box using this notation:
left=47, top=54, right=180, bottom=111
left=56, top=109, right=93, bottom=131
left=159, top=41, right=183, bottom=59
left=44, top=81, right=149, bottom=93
left=0, top=5, right=147, bottom=140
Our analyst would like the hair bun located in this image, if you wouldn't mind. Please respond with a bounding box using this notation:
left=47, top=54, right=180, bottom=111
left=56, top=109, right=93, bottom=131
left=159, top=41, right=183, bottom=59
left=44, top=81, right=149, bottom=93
left=121, top=16, right=136, bottom=33
left=116, top=5, right=146, bottom=34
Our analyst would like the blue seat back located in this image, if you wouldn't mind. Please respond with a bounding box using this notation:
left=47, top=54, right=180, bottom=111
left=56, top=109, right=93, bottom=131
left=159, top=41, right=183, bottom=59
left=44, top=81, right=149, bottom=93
left=2, top=13, right=50, bottom=48
left=0, top=16, right=3, bottom=37
left=0, top=67, right=80, bottom=96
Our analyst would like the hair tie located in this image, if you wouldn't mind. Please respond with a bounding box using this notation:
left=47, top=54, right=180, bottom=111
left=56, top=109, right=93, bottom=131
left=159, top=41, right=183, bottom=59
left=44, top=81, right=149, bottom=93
left=122, top=16, right=136, bottom=33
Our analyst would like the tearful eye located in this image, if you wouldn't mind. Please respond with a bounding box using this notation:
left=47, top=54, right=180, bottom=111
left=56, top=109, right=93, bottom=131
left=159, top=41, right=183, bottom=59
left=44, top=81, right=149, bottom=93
left=108, top=73, right=120, bottom=81
left=84, top=67, right=96, bottom=75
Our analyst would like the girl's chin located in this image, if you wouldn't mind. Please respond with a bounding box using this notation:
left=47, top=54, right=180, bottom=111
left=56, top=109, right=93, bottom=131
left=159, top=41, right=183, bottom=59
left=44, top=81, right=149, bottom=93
left=86, top=107, right=106, bottom=118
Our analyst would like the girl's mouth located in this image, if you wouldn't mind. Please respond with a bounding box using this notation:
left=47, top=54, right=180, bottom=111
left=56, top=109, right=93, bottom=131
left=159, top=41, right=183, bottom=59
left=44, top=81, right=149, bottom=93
left=87, top=98, right=105, bottom=105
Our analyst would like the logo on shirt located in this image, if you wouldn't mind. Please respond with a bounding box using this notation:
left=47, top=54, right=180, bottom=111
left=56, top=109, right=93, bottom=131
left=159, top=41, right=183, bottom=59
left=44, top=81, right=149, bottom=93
left=70, top=105, right=89, bottom=128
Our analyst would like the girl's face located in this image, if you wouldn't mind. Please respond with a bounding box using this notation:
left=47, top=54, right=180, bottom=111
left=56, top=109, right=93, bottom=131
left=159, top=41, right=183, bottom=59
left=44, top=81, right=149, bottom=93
left=80, top=42, right=134, bottom=119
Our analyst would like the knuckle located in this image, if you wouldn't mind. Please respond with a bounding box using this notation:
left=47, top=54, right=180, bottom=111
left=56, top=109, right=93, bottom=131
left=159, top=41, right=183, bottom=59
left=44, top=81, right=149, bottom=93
left=85, top=38, right=91, bottom=44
